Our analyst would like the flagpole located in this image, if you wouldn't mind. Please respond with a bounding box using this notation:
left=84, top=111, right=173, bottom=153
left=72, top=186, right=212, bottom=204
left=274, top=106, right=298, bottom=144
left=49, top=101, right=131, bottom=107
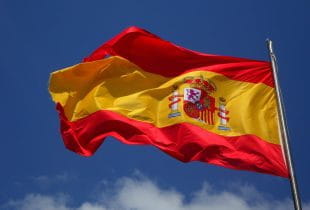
left=266, top=39, right=302, bottom=210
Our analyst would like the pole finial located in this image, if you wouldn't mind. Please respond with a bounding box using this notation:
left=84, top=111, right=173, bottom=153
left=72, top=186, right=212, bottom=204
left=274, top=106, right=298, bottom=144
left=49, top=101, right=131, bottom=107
left=266, top=39, right=274, bottom=54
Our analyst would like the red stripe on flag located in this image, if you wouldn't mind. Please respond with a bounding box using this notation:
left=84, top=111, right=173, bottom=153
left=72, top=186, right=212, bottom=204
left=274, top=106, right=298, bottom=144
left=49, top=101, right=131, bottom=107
left=84, top=26, right=274, bottom=87
left=56, top=103, right=288, bottom=178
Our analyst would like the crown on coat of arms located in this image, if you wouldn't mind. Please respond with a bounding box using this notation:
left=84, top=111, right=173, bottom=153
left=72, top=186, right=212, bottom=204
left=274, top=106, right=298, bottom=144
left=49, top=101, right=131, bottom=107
left=184, top=76, right=216, bottom=94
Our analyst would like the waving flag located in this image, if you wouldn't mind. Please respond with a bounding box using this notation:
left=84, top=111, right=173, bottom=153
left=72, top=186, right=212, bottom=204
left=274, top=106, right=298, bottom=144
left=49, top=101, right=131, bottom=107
left=49, top=26, right=288, bottom=178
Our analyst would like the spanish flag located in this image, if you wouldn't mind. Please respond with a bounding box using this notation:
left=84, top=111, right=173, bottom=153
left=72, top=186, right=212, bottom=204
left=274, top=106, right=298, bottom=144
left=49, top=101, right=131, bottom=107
left=49, top=27, right=288, bottom=178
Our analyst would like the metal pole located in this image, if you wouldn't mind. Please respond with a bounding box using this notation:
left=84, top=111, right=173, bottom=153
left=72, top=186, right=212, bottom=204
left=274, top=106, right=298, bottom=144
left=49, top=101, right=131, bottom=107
left=266, top=39, right=302, bottom=210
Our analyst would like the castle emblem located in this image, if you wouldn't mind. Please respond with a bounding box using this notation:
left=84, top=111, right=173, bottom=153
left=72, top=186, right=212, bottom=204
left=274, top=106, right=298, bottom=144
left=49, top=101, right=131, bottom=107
left=168, top=76, right=230, bottom=131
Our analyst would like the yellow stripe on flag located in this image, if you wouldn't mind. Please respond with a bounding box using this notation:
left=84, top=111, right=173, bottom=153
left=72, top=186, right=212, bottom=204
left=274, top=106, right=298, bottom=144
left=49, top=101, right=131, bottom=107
left=49, top=56, right=280, bottom=145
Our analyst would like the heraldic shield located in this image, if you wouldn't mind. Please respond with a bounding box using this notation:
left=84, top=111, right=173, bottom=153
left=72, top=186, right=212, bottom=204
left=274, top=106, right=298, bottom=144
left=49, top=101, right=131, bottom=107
left=168, top=76, right=230, bottom=131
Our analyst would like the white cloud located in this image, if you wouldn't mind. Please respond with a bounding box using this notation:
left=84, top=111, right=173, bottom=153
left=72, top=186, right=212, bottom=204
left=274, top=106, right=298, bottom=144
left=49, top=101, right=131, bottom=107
left=77, top=203, right=106, bottom=210
left=2, top=174, right=309, bottom=210
left=3, top=193, right=70, bottom=210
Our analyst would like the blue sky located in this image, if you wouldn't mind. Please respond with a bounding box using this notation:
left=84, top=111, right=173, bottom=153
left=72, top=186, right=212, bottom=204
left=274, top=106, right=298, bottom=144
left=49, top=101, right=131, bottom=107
left=0, top=0, right=309, bottom=209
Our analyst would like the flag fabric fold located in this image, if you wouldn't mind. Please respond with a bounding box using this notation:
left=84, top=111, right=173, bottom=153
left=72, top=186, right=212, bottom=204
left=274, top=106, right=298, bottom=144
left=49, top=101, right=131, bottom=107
left=49, top=26, right=288, bottom=178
